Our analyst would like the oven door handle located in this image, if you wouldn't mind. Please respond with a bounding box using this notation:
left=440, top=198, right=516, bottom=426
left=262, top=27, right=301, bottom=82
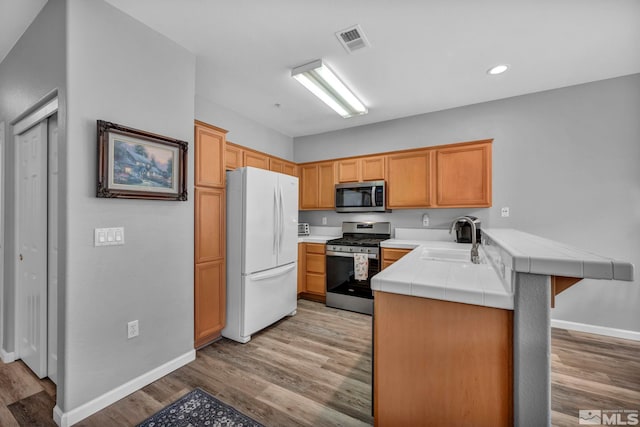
left=326, top=251, right=378, bottom=259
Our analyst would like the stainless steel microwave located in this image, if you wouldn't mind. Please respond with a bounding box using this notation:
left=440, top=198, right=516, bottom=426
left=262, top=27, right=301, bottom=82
left=335, top=181, right=386, bottom=213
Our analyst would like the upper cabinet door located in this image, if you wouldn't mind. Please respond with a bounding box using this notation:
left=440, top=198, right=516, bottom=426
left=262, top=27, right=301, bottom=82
left=318, top=162, right=336, bottom=209
left=299, top=164, right=319, bottom=209
left=386, top=150, right=431, bottom=208
left=244, top=150, right=269, bottom=170
left=435, top=142, right=492, bottom=207
left=269, top=157, right=284, bottom=173
left=225, top=143, right=243, bottom=171
left=361, top=155, right=386, bottom=181
left=337, top=156, right=386, bottom=183
left=282, top=161, right=297, bottom=177
left=195, top=122, right=227, bottom=188
left=298, top=161, right=334, bottom=209
left=337, top=159, right=359, bottom=183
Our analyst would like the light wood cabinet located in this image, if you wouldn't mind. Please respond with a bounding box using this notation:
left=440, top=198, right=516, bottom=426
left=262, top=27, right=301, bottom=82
left=269, top=157, right=285, bottom=173
left=282, top=161, right=297, bottom=177
left=318, top=162, right=335, bottom=208
left=194, top=120, right=228, bottom=347
left=381, top=248, right=412, bottom=270
left=434, top=141, right=492, bottom=207
left=297, top=243, right=306, bottom=295
left=226, top=142, right=296, bottom=177
left=386, top=150, right=431, bottom=208
left=361, top=155, right=386, bottom=181
left=304, top=243, right=326, bottom=296
left=225, top=143, right=243, bottom=171
left=195, top=188, right=225, bottom=264
left=269, top=158, right=297, bottom=176
left=299, top=161, right=335, bottom=210
left=336, top=155, right=386, bottom=183
left=194, top=260, right=225, bottom=348
left=299, top=164, right=319, bottom=209
left=195, top=121, right=226, bottom=188
left=243, top=149, right=269, bottom=170
left=374, top=291, right=513, bottom=426
left=337, top=158, right=359, bottom=182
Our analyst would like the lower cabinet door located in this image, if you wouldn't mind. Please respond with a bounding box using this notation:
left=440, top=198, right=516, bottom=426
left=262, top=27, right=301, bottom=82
left=305, top=273, right=326, bottom=295
left=194, top=260, right=225, bottom=347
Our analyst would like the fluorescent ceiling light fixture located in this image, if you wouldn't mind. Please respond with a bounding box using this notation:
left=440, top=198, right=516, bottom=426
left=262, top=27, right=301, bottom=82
left=487, top=64, right=510, bottom=75
left=292, top=59, right=367, bottom=118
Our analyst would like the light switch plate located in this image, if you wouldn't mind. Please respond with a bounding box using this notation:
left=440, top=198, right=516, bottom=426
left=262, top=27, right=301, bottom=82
left=95, top=227, right=125, bottom=246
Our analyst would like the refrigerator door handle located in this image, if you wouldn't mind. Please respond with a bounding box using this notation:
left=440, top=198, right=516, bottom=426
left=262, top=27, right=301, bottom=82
left=250, top=263, right=296, bottom=281
left=279, top=184, right=284, bottom=252
left=273, top=189, right=278, bottom=255
left=276, top=185, right=281, bottom=254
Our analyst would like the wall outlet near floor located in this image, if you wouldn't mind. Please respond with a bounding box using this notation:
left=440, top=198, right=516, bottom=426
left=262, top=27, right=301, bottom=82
left=322, top=217, right=327, bottom=225
left=127, top=320, right=139, bottom=339
left=501, top=207, right=510, bottom=217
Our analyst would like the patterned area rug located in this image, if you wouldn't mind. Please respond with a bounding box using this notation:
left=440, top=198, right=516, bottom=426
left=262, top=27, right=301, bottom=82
left=137, top=388, right=265, bottom=427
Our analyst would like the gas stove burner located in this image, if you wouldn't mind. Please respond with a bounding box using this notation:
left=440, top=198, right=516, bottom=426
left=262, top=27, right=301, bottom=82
left=326, top=237, right=388, bottom=247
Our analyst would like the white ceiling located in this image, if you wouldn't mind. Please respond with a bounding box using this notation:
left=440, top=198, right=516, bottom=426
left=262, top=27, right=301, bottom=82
left=3, top=1, right=640, bottom=137
left=0, top=0, right=47, bottom=63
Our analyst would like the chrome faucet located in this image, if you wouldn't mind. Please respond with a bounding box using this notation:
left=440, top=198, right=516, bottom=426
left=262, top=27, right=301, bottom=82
left=449, top=216, right=480, bottom=264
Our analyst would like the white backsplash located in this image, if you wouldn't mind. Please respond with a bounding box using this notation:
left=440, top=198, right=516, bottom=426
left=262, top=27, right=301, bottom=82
left=308, top=226, right=342, bottom=237
left=394, top=228, right=455, bottom=241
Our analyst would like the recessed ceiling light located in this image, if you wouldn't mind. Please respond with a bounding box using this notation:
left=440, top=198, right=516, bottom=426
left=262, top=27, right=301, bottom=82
left=487, top=64, right=509, bottom=75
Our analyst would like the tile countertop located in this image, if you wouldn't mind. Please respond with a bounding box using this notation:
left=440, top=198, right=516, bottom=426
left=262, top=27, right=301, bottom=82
left=482, top=228, right=635, bottom=281
left=374, top=240, right=514, bottom=310
left=297, top=225, right=341, bottom=244
left=297, top=235, right=338, bottom=244
left=374, top=228, right=635, bottom=312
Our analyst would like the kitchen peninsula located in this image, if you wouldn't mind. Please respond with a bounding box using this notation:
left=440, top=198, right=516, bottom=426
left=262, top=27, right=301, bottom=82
left=372, top=229, right=635, bottom=427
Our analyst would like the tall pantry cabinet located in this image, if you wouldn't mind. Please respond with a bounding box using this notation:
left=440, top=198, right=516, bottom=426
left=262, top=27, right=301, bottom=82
left=194, top=121, right=227, bottom=348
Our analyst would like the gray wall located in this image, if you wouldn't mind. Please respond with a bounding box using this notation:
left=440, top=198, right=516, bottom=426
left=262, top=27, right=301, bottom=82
left=0, top=0, right=67, bottom=354
left=62, top=0, right=195, bottom=412
left=195, top=94, right=294, bottom=160
left=295, top=74, right=640, bottom=334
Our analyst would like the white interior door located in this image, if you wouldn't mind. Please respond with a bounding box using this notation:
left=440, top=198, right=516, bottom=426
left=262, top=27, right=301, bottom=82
left=277, top=174, right=299, bottom=266
left=47, top=115, right=58, bottom=384
left=16, top=120, right=48, bottom=378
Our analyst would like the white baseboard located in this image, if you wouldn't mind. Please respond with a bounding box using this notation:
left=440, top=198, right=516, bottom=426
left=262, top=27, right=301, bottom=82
left=0, top=348, right=16, bottom=363
left=53, top=349, right=195, bottom=427
left=551, top=319, right=640, bottom=342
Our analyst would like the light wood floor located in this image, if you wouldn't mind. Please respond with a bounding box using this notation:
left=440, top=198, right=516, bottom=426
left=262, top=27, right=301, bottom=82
left=1, top=299, right=639, bottom=426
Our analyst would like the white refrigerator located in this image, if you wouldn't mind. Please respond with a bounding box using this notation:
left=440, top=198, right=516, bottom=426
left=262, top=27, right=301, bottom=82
left=222, top=167, right=299, bottom=343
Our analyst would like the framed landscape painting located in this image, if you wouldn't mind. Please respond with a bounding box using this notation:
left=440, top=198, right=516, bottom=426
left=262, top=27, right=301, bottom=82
left=97, top=120, right=188, bottom=201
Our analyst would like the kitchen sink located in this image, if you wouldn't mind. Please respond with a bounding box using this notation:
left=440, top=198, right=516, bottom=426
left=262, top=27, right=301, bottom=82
left=420, top=247, right=474, bottom=262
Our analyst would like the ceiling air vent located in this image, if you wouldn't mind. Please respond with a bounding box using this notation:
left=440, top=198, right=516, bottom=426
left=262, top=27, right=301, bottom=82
left=335, top=25, right=371, bottom=54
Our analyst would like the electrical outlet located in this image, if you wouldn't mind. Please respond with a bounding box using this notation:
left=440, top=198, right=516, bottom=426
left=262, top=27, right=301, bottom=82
left=422, top=213, right=429, bottom=227
left=322, top=217, right=327, bottom=225
left=127, top=320, right=139, bottom=339
left=501, top=207, right=510, bottom=217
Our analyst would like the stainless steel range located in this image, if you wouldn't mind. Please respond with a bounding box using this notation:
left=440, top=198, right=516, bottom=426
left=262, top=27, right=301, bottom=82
left=325, top=222, right=391, bottom=315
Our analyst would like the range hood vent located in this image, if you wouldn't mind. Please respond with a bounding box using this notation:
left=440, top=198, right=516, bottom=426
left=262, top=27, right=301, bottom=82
left=336, top=25, right=370, bottom=54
